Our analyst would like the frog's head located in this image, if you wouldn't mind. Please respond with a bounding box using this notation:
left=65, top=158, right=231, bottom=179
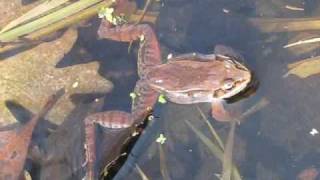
left=212, top=55, right=252, bottom=99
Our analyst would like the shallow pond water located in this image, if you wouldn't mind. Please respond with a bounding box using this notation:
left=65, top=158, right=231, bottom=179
left=100, top=0, right=320, bottom=179
left=1, top=0, right=320, bottom=179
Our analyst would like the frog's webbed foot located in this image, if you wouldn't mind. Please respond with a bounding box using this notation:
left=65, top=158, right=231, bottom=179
left=84, top=111, right=133, bottom=180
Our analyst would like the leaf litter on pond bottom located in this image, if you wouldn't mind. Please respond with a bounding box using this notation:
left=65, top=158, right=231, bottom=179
left=0, top=28, right=113, bottom=125
left=283, top=56, right=320, bottom=78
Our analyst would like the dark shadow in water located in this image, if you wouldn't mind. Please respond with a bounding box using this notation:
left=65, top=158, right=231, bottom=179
left=0, top=43, right=37, bottom=60
left=21, top=0, right=36, bottom=5
left=5, top=100, right=32, bottom=124
left=69, top=93, right=107, bottom=105
left=0, top=30, right=65, bottom=60
left=5, top=100, right=59, bottom=127
left=36, top=97, right=104, bottom=180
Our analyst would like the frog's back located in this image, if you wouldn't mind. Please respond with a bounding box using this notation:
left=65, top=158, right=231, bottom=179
left=145, top=60, right=228, bottom=92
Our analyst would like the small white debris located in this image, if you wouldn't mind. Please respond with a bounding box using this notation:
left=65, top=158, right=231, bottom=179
left=148, top=115, right=154, bottom=121
left=167, top=53, right=173, bottom=59
left=214, top=173, right=222, bottom=179
left=223, top=8, right=230, bottom=13
left=94, top=98, right=99, bottom=102
left=224, top=64, right=231, bottom=69
left=309, top=128, right=319, bottom=136
left=285, top=5, right=304, bottom=11
left=156, top=133, right=167, bottom=144
left=132, top=131, right=139, bottom=137
left=140, top=35, right=145, bottom=42
left=72, top=81, right=79, bottom=88
left=24, top=170, right=32, bottom=180
left=130, top=92, right=137, bottom=101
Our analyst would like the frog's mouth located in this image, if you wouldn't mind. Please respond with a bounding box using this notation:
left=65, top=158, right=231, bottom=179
left=225, top=73, right=259, bottom=103
left=219, top=72, right=259, bottom=103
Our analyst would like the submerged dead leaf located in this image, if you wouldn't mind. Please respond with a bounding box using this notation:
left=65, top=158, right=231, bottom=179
left=0, top=28, right=112, bottom=125
left=283, top=56, right=320, bottom=78
left=248, top=17, right=320, bottom=33
left=0, top=89, right=62, bottom=179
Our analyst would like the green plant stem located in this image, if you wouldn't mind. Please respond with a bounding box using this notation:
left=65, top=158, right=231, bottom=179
left=0, top=0, right=108, bottom=42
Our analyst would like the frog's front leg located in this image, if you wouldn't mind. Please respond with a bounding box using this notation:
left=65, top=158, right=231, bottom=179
left=211, top=100, right=233, bottom=122
left=84, top=80, right=159, bottom=180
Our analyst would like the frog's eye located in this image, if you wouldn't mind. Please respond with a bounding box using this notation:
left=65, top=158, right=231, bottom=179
left=222, top=79, right=235, bottom=90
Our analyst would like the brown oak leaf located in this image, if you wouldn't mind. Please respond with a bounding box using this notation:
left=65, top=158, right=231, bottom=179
left=0, top=28, right=113, bottom=125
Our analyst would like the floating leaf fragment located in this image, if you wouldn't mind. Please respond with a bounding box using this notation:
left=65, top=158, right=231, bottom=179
left=309, top=128, right=319, bottom=136
left=283, top=56, right=320, bottom=78
left=158, top=94, right=167, bottom=104
left=98, top=6, right=128, bottom=25
left=156, top=133, right=167, bottom=144
left=98, top=7, right=114, bottom=19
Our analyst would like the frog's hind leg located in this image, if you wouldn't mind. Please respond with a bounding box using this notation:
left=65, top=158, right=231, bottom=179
left=84, top=111, right=132, bottom=180
left=98, top=20, right=162, bottom=76
left=84, top=81, right=158, bottom=179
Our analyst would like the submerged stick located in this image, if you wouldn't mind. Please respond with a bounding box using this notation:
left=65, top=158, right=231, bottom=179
left=249, top=17, right=320, bottom=32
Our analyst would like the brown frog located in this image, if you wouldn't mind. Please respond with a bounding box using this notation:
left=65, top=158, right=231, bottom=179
left=84, top=15, right=252, bottom=180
